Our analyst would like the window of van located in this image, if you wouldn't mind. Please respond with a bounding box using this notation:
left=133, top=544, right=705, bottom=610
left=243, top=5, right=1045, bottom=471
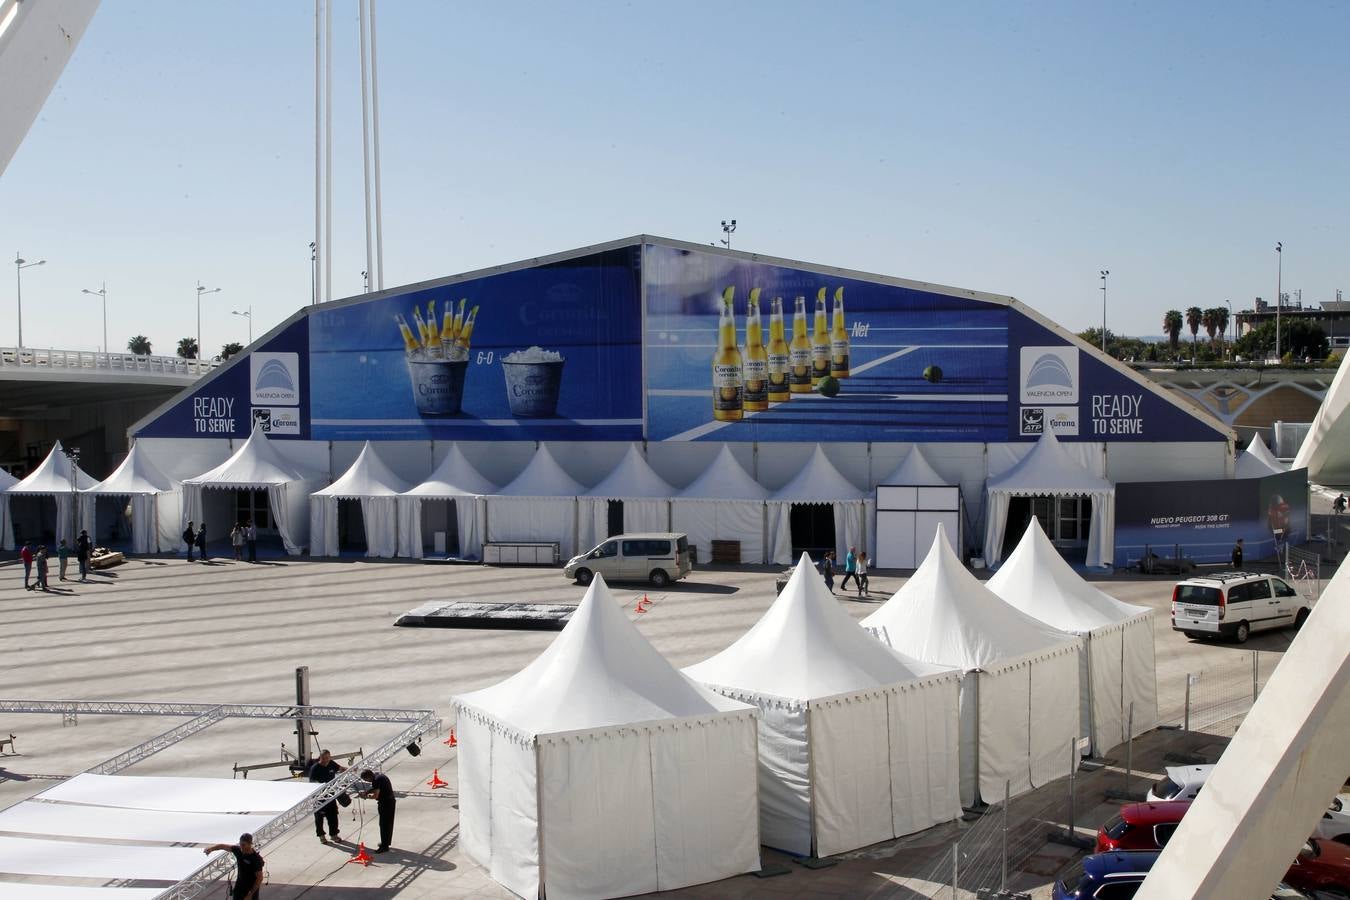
left=1249, top=579, right=1272, bottom=600
left=593, top=541, right=618, bottom=559
left=1272, top=579, right=1298, bottom=598
left=1226, top=583, right=1249, bottom=603
left=622, top=540, right=671, bottom=556
left=1177, top=585, right=1222, bottom=605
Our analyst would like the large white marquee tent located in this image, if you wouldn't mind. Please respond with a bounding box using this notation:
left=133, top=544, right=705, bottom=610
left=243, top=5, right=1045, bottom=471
left=310, top=441, right=410, bottom=558
left=82, top=442, right=179, bottom=554
left=397, top=443, right=497, bottom=559
left=0, top=465, right=18, bottom=550
left=863, top=528, right=1082, bottom=806
left=10, top=440, right=97, bottom=545
left=485, top=443, right=588, bottom=559
left=182, top=427, right=324, bottom=555
left=671, top=444, right=769, bottom=565
left=984, top=431, right=1115, bottom=568
left=453, top=575, right=760, bottom=899
left=685, top=554, right=960, bottom=856
left=987, top=519, right=1158, bottom=754
left=578, top=443, right=676, bottom=550
left=769, top=445, right=868, bottom=564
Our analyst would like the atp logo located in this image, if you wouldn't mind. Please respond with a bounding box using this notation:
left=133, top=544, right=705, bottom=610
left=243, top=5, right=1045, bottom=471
left=250, top=352, right=300, bottom=406
left=1019, top=346, right=1078, bottom=403
left=1020, top=407, right=1045, bottom=435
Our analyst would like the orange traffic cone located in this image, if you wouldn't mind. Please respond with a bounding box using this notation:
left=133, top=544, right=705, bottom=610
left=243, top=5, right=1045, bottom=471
left=634, top=599, right=648, bottom=614
left=427, top=768, right=449, bottom=789
left=347, top=842, right=373, bottom=866
left=443, top=728, right=458, bottom=747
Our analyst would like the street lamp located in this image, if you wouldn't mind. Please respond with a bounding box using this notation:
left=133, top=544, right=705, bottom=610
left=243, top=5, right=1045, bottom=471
left=232, top=307, right=253, bottom=344
left=196, top=282, right=221, bottom=368
left=720, top=219, right=737, bottom=250
left=14, top=253, right=46, bottom=349
left=1224, top=299, right=1233, bottom=359
left=81, top=283, right=108, bottom=353
left=1274, top=242, right=1283, bottom=362
left=1099, top=270, right=1110, bottom=353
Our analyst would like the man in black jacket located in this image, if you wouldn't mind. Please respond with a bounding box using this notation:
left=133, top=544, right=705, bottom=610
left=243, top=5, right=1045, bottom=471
left=183, top=521, right=196, bottom=562
left=203, top=832, right=264, bottom=900
left=360, top=768, right=396, bottom=852
left=75, top=530, right=92, bottom=582
left=308, top=750, right=345, bottom=843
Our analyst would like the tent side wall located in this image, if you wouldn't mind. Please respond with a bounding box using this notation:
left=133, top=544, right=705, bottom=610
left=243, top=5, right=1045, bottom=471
left=1085, top=614, right=1158, bottom=754
left=976, top=644, right=1081, bottom=803
left=888, top=676, right=963, bottom=837
left=578, top=497, right=671, bottom=552
left=671, top=499, right=766, bottom=565
left=456, top=714, right=540, bottom=899
left=809, top=691, right=902, bottom=856
left=486, top=496, right=578, bottom=559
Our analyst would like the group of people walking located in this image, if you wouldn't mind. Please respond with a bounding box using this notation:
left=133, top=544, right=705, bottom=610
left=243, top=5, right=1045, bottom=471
left=19, top=530, right=92, bottom=591
left=182, top=520, right=259, bottom=563
left=818, top=545, right=870, bottom=596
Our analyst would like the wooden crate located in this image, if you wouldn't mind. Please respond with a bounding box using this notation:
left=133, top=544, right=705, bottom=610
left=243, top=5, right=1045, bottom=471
left=710, top=540, right=741, bottom=564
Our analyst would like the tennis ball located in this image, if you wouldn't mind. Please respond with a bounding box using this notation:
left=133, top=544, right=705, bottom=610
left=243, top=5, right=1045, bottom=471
left=818, top=375, right=841, bottom=397
left=923, top=365, right=943, bottom=383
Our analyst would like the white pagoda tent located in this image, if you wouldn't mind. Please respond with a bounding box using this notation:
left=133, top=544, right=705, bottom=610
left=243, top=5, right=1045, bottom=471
left=310, top=442, right=410, bottom=558
left=181, top=427, right=324, bottom=555
left=987, top=519, right=1158, bottom=754
left=862, top=528, right=1082, bottom=806
left=769, top=445, right=868, bottom=564
left=0, top=466, right=18, bottom=550
left=1235, top=434, right=1287, bottom=479
left=484, top=443, right=587, bottom=559
left=397, top=443, right=497, bottom=559
left=578, top=443, right=676, bottom=551
left=453, top=575, right=760, bottom=899
left=671, top=444, right=769, bottom=565
left=9, top=441, right=97, bottom=545
left=685, top=554, right=960, bottom=856
left=82, top=442, right=180, bottom=554
left=984, top=431, right=1115, bottom=568
left=878, top=445, right=948, bottom=487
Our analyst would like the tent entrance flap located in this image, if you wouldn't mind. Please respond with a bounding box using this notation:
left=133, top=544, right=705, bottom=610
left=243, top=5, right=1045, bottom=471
left=10, top=495, right=59, bottom=544
left=92, top=496, right=133, bottom=547
left=419, top=498, right=460, bottom=556
left=338, top=498, right=366, bottom=553
left=607, top=500, right=624, bottom=538
left=1002, top=496, right=1091, bottom=558
left=789, top=504, right=836, bottom=556
left=235, top=489, right=272, bottom=533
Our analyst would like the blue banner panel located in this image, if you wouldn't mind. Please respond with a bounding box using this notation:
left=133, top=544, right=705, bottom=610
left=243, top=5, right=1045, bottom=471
left=308, top=248, right=642, bottom=441
left=644, top=245, right=1010, bottom=442
left=136, top=318, right=311, bottom=440
left=1113, top=468, right=1309, bottom=567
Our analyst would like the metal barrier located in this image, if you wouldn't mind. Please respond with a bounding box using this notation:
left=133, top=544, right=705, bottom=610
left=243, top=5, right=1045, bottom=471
left=1285, top=546, right=1324, bottom=601
left=0, top=346, right=218, bottom=376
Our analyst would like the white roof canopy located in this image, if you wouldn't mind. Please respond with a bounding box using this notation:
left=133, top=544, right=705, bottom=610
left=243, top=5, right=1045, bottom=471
left=496, top=442, right=587, bottom=497
left=862, top=527, right=1077, bottom=670
left=183, top=427, right=319, bottom=487
left=685, top=553, right=953, bottom=701
left=84, top=442, right=176, bottom=496
left=987, top=431, right=1112, bottom=497
left=678, top=444, right=769, bottom=500
left=10, top=440, right=97, bottom=494
left=1236, top=434, right=1287, bottom=479
left=0, top=467, right=19, bottom=491
left=402, top=443, right=498, bottom=497
left=585, top=443, right=676, bottom=498
left=878, top=445, right=948, bottom=486
left=315, top=441, right=410, bottom=498
left=770, top=445, right=866, bottom=502
left=987, top=518, right=1147, bottom=632
left=455, top=574, right=749, bottom=736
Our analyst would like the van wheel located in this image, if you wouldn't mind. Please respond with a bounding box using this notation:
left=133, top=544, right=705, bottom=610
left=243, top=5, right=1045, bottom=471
left=1234, top=621, right=1250, bottom=644
left=574, top=568, right=593, bottom=586
left=1295, top=608, right=1310, bottom=629
left=649, top=569, right=670, bottom=588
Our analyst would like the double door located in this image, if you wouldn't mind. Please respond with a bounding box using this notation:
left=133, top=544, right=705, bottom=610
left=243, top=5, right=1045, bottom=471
left=1028, top=496, right=1090, bottom=549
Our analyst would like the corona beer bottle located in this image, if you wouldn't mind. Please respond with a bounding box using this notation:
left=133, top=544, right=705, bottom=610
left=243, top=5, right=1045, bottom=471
left=767, top=296, right=790, bottom=402
left=811, top=287, right=830, bottom=384
left=712, top=287, right=744, bottom=421
left=789, top=296, right=812, bottom=394
left=455, top=305, right=480, bottom=356
left=412, top=306, right=431, bottom=349
left=426, top=300, right=441, bottom=343
left=440, top=300, right=458, bottom=358
left=395, top=313, right=419, bottom=357
left=830, top=286, right=850, bottom=378
left=743, top=288, right=768, bottom=411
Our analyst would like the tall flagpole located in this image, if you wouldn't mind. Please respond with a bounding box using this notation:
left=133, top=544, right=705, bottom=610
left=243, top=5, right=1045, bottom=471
left=358, top=0, right=374, bottom=291
left=324, top=0, right=333, bottom=302
left=369, top=0, right=385, bottom=290
left=313, top=0, right=322, bottom=305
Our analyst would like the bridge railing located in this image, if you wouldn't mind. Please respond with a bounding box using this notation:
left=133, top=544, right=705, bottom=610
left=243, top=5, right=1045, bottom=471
left=0, top=347, right=219, bottom=376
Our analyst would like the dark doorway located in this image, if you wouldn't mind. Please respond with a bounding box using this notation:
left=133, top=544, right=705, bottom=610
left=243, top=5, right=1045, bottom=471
left=338, top=498, right=366, bottom=553
left=94, top=495, right=133, bottom=549
left=607, top=500, right=624, bottom=537
left=1001, top=495, right=1092, bottom=559
left=789, top=503, right=835, bottom=557
left=419, top=499, right=459, bottom=557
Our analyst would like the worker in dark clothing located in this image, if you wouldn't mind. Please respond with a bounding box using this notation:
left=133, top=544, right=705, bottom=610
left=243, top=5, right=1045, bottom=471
left=1231, top=538, right=1244, bottom=569
left=203, top=832, right=264, bottom=900
left=183, top=522, right=196, bottom=562
left=196, top=522, right=209, bottom=561
left=308, top=749, right=345, bottom=843
left=75, top=530, right=92, bottom=582
left=360, top=768, right=396, bottom=852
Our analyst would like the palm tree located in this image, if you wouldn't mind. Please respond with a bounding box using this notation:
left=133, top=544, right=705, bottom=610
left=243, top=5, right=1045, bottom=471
left=176, top=337, right=199, bottom=359
left=1162, top=310, right=1183, bottom=354
left=127, top=335, right=152, bottom=356
left=1185, top=306, right=1203, bottom=359
left=220, top=341, right=244, bottom=361
left=1212, top=306, right=1230, bottom=356
left=1202, top=309, right=1218, bottom=347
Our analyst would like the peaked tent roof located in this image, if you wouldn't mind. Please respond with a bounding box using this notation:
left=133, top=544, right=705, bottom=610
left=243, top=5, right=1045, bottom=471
left=85, top=443, right=176, bottom=496
left=10, top=441, right=98, bottom=494
left=495, top=443, right=587, bottom=497
left=455, top=574, right=750, bottom=735
left=1235, top=434, right=1286, bottom=479
left=987, top=431, right=1112, bottom=496
left=402, top=443, right=498, bottom=497
left=877, top=446, right=948, bottom=487
left=862, top=527, right=1077, bottom=670
left=585, top=443, right=677, bottom=498
left=770, top=445, right=866, bottom=502
left=678, top=445, right=769, bottom=500
left=315, top=441, right=411, bottom=498
left=183, top=427, right=318, bottom=486
left=987, top=518, right=1147, bottom=632
left=0, top=467, right=20, bottom=491
left=685, top=553, right=952, bottom=701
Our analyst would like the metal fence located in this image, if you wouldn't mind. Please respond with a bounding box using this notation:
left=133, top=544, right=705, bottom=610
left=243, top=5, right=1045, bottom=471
left=0, top=346, right=217, bottom=376
left=1285, top=545, right=1325, bottom=601
left=1155, top=650, right=1277, bottom=738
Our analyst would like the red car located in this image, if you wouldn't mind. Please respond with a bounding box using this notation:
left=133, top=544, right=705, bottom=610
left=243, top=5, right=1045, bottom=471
left=1284, top=839, right=1350, bottom=895
left=1096, top=801, right=1192, bottom=852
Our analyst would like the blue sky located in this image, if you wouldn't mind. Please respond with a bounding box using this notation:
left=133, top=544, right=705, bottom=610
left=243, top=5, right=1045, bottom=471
left=2, top=1, right=1346, bottom=355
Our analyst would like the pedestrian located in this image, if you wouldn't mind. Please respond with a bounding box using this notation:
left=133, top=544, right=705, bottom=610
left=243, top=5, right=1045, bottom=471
left=359, top=768, right=396, bottom=853
left=1335, top=494, right=1347, bottom=517
left=245, top=519, right=258, bottom=563
left=839, top=545, right=858, bottom=592
left=183, top=521, right=196, bottom=562
left=196, top=522, right=209, bottom=561
left=855, top=550, right=870, bottom=596
left=231, top=523, right=245, bottom=561
left=308, top=749, right=345, bottom=844
left=57, top=539, right=70, bottom=581
left=821, top=550, right=835, bottom=593
left=76, top=530, right=92, bottom=582
left=35, top=546, right=49, bottom=591
left=203, top=833, right=264, bottom=900
left=1231, top=538, right=1244, bottom=570
left=19, top=542, right=33, bottom=590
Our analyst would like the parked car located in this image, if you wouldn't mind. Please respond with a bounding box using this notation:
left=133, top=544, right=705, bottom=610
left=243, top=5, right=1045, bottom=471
left=1172, top=571, right=1312, bottom=643
left=1053, top=850, right=1159, bottom=899
left=1096, top=801, right=1192, bottom=852
left=1316, top=795, right=1350, bottom=843
left=1146, top=765, right=1215, bottom=802
left=1284, top=839, right=1350, bottom=895
left=564, top=533, right=693, bottom=587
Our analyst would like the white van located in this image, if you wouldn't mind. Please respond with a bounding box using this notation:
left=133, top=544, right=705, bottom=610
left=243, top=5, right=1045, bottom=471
left=1172, top=571, right=1312, bottom=644
left=564, top=533, right=693, bottom=588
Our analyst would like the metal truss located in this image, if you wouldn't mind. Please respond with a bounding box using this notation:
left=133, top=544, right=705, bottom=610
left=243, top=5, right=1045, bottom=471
left=88, top=706, right=228, bottom=775
left=0, top=699, right=435, bottom=724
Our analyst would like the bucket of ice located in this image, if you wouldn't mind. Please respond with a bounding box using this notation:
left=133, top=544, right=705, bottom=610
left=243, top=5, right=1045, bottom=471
left=407, top=355, right=469, bottom=416
left=502, top=347, right=565, bottom=417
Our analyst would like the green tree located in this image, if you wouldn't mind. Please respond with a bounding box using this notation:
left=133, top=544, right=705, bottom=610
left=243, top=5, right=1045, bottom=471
left=1211, top=306, right=1230, bottom=353
left=1162, top=310, right=1183, bottom=352
left=1234, top=320, right=1329, bottom=362
left=1185, top=306, right=1203, bottom=358
left=1201, top=309, right=1217, bottom=346
left=220, top=342, right=244, bottom=361
left=176, top=337, right=199, bottom=359
left=127, top=335, right=152, bottom=356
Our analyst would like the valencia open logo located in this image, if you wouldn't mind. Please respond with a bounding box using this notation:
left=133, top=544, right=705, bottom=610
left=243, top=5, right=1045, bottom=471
left=250, top=352, right=300, bottom=406
left=1019, top=346, right=1078, bottom=404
